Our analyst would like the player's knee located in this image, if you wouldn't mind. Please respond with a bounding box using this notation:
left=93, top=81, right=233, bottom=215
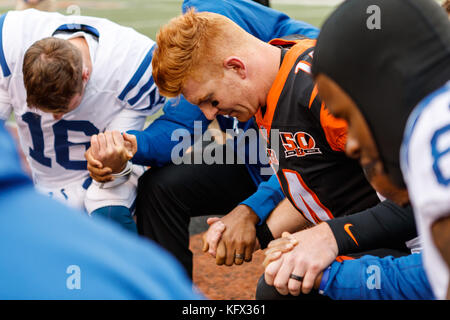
left=256, top=274, right=291, bottom=300
left=91, top=205, right=137, bottom=234
left=137, top=168, right=166, bottom=195
left=137, top=166, right=182, bottom=200
left=137, top=169, right=155, bottom=191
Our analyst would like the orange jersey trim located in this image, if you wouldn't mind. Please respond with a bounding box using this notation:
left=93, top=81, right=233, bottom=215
left=335, top=255, right=355, bottom=263
left=309, top=85, right=318, bottom=109
left=261, top=38, right=348, bottom=153
left=319, top=102, right=348, bottom=152
left=255, top=38, right=316, bottom=136
left=268, top=38, right=301, bottom=47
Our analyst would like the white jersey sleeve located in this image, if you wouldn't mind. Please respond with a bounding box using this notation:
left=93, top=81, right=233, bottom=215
left=115, top=44, right=166, bottom=117
left=105, top=108, right=147, bottom=133
left=401, top=81, right=450, bottom=299
left=0, top=10, right=161, bottom=216
left=0, top=85, right=12, bottom=120
left=0, top=46, right=12, bottom=121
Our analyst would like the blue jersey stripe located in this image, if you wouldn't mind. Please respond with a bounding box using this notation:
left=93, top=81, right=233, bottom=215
left=82, top=177, right=93, bottom=190
left=132, top=91, right=165, bottom=112
left=53, top=23, right=100, bottom=39
left=118, top=44, right=156, bottom=101
left=0, top=13, right=11, bottom=77
left=127, top=75, right=155, bottom=106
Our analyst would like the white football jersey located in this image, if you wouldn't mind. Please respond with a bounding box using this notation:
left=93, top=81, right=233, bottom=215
left=401, top=81, right=450, bottom=300
left=0, top=9, right=164, bottom=192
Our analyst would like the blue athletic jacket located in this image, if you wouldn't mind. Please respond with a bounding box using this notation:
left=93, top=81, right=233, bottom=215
left=0, top=124, right=202, bottom=299
left=320, top=253, right=434, bottom=300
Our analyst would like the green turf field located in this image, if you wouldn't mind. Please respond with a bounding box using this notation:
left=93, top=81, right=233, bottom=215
left=0, top=0, right=336, bottom=40
left=71, top=0, right=336, bottom=39
left=1, top=0, right=338, bottom=123
left=0, top=0, right=336, bottom=123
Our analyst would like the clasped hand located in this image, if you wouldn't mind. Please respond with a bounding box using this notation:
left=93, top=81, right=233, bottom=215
left=85, top=131, right=137, bottom=182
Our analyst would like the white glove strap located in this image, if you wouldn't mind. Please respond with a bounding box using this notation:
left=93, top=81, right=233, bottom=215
left=100, top=161, right=132, bottom=189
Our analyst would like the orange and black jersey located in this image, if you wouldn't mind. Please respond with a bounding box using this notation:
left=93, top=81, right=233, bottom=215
left=256, top=37, right=380, bottom=225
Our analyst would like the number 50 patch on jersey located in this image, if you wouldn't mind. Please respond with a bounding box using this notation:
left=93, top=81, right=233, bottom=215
left=279, top=131, right=321, bottom=158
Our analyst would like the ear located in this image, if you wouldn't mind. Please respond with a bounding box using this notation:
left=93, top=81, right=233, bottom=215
left=223, top=56, right=247, bottom=79
left=81, top=66, right=91, bottom=83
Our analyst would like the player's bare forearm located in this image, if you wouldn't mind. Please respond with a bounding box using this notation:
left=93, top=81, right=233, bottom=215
left=266, top=198, right=313, bottom=239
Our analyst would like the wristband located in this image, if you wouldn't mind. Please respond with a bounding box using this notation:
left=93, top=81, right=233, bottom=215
left=111, top=160, right=133, bottom=177
left=318, top=266, right=331, bottom=295
left=100, top=161, right=132, bottom=189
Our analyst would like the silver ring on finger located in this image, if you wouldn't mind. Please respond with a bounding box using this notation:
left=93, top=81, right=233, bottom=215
left=235, top=253, right=245, bottom=260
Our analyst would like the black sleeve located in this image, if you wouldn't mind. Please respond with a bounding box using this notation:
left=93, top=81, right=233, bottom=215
left=256, top=221, right=275, bottom=250
left=326, top=200, right=417, bottom=255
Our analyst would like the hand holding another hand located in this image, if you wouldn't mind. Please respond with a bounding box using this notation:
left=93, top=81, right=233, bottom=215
left=85, top=131, right=137, bottom=182
left=262, top=232, right=298, bottom=268
left=201, top=205, right=260, bottom=266
left=202, top=217, right=226, bottom=257
left=264, top=223, right=338, bottom=296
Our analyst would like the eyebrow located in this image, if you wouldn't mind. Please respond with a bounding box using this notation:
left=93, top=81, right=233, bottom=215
left=197, top=93, right=213, bottom=106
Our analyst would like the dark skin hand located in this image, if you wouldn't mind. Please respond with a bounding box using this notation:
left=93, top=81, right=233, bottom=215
left=213, top=204, right=260, bottom=266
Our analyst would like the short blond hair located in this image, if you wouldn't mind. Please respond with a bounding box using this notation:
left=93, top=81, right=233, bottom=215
left=152, top=9, right=248, bottom=97
left=23, top=37, right=83, bottom=111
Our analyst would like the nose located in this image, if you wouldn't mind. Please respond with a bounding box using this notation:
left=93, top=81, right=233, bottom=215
left=200, top=105, right=219, bottom=120
left=345, top=135, right=361, bottom=160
